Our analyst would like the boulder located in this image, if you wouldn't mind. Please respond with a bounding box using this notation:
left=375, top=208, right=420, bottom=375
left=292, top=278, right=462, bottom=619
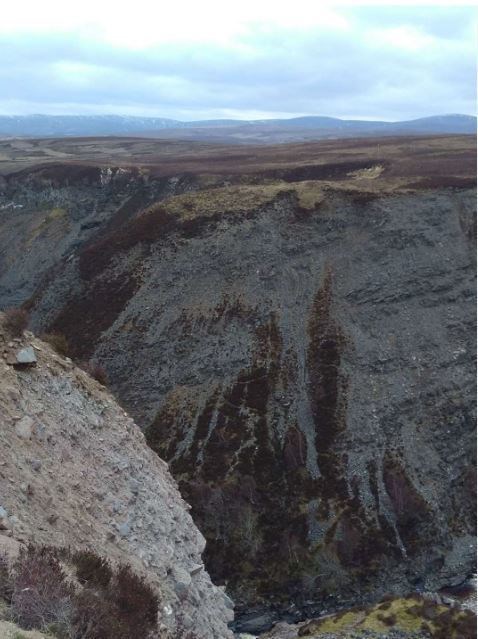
left=14, top=346, right=37, bottom=367
left=15, top=416, right=34, bottom=439
left=0, top=506, right=9, bottom=530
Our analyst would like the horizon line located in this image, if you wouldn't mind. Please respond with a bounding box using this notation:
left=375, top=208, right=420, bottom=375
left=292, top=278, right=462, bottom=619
left=0, top=112, right=476, bottom=124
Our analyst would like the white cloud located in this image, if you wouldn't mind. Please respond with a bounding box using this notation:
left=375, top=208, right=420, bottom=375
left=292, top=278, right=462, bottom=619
left=1, top=0, right=352, bottom=47
left=0, top=3, right=475, bottom=119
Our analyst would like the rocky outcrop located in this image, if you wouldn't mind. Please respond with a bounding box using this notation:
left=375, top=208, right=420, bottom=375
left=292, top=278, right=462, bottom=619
left=0, top=141, right=476, bottom=633
left=0, top=315, right=234, bottom=638
left=0, top=165, right=200, bottom=307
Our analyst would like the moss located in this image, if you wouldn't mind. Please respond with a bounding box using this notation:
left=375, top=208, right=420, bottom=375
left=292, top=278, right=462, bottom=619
left=299, top=596, right=476, bottom=638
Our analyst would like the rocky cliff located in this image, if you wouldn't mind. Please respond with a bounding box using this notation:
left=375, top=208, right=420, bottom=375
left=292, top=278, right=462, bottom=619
left=0, top=136, right=475, bottom=633
left=0, top=314, right=234, bottom=638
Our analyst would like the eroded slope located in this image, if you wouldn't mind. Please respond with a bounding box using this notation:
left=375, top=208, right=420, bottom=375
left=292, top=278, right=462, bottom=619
left=0, top=316, right=234, bottom=638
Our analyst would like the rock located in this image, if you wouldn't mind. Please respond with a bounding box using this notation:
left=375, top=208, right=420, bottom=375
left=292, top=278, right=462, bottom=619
left=222, top=592, right=235, bottom=610
left=34, top=421, right=47, bottom=441
left=261, top=621, right=298, bottom=638
left=7, top=174, right=473, bottom=623
left=14, top=346, right=37, bottom=366
left=171, top=565, right=192, bottom=595
left=15, top=415, right=34, bottom=439
left=30, top=459, right=42, bottom=471
left=190, top=562, right=203, bottom=576
left=118, top=521, right=131, bottom=538
left=0, top=506, right=9, bottom=530
left=129, top=478, right=141, bottom=494
left=236, top=611, right=278, bottom=634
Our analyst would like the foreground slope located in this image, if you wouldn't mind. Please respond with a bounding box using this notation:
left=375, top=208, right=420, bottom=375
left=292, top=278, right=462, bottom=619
left=0, top=315, right=234, bottom=638
left=0, top=135, right=475, bottom=631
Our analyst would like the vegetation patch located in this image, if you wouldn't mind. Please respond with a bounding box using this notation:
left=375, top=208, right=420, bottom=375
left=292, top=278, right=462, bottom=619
left=303, top=269, right=402, bottom=587
left=79, top=361, right=109, bottom=386
left=78, top=181, right=328, bottom=279
left=264, top=159, right=386, bottom=182
left=307, top=267, right=348, bottom=514
left=4, top=308, right=29, bottom=337
left=0, top=545, right=161, bottom=639
left=298, top=596, right=476, bottom=638
left=25, top=207, right=69, bottom=249
left=40, top=332, right=70, bottom=357
left=49, top=273, right=138, bottom=359
left=382, top=453, right=432, bottom=554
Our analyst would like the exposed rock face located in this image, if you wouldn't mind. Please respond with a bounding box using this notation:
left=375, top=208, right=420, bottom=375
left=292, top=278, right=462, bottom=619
left=0, top=144, right=476, bottom=631
left=0, top=317, right=234, bottom=638
left=0, top=164, right=199, bottom=307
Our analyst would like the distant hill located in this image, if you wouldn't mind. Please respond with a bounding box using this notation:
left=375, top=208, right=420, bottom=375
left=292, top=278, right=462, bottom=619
left=0, top=114, right=181, bottom=137
left=0, top=113, right=475, bottom=142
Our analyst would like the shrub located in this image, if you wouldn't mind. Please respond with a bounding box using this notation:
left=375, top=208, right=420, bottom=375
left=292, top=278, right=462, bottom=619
left=80, top=361, right=109, bottom=386
left=72, top=589, right=119, bottom=639
left=72, top=562, right=158, bottom=639
left=41, top=332, right=70, bottom=357
left=4, top=308, right=29, bottom=337
left=10, top=546, right=73, bottom=633
left=111, top=564, right=158, bottom=632
left=71, top=550, right=112, bottom=589
left=5, top=545, right=164, bottom=639
left=0, top=551, right=12, bottom=603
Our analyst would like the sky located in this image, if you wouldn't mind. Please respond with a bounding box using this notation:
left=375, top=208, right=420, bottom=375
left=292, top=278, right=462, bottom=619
left=1, top=1, right=476, bottom=121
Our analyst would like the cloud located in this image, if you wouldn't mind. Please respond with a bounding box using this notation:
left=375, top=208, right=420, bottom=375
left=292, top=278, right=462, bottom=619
left=0, top=4, right=475, bottom=120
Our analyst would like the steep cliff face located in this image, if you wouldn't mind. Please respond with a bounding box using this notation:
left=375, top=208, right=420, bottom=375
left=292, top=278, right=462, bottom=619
left=0, top=140, right=475, bottom=632
left=0, top=164, right=200, bottom=307
left=0, top=315, right=234, bottom=638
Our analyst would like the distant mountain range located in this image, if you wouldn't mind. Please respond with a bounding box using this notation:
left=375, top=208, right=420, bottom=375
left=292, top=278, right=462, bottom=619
left=0, top=113, right=475, bottom=143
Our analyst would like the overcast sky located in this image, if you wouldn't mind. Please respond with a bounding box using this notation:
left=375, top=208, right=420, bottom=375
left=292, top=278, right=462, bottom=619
left=1, top=1, right=476, bottom=121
